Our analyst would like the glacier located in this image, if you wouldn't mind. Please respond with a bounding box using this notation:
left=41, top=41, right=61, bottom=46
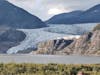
left=45, top=23, right=98, bottom=35
left=7, top=23, right=97, bottom=54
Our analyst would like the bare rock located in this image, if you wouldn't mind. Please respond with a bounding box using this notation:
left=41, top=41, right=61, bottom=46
left=32, top=30, right=100, bottom=56
left=33, top=39, right=73, bottom=54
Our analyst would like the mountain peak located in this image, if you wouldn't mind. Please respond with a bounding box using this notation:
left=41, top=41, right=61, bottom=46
left=0, top=0, right=46, bottom=29
left=87, top=4, right=100, bottom=12
left=93, top=4, right=100, bottom=8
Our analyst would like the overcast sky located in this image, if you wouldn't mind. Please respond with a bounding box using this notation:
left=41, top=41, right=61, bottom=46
left=8, top=0, right=100, bottom=21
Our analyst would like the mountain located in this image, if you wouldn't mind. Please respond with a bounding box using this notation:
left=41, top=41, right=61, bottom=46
left=77, top=4, right=100, bottom=23
left=46, top=11, right=83, bottom=24
left=32, top=25, right=100, bottom=56
left=0, top=28, right=26, bottom=53
left=46, top=4, right=100, bottom=24
left=0, top=0, right=46, bottom=29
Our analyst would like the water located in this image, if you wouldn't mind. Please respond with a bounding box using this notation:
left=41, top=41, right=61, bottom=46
left=0, top=54, right=100, bottom=64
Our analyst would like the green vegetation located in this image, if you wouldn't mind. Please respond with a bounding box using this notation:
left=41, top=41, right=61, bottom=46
left=0, top=63, right=100, bottom=75
left=93, top=24, right=100, bottom=31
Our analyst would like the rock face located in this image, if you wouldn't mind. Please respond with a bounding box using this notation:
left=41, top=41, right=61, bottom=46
left=46, top=4, right=100, bottom=24
left=0, top=0, right=46, bottom=29
left=32, top=30, right=100, bottom=56
left=0, top=28, right=26, bottom=53
left=32, top=39, right=74, bottom=55
left=63, top=32, right=93, bottom=54
left=85, top=31, right=100, bottom=55
left=65, top=30, right=100, bottom=56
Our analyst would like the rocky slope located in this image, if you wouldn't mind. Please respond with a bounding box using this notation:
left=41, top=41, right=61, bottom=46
left=46, top=4, right=100, bottom=24
left=32, top=30, right=100, bottom=56
left=63, top=30, right=100, bottom=56
left=33, top=39, right=74, bottom=54
left=0, top=0, right=46, bottom=29
left=0, top=28, right=26, bottom=53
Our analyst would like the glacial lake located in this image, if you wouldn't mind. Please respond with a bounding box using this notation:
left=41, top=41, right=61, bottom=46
left=0, top=54, right=100, bottom=64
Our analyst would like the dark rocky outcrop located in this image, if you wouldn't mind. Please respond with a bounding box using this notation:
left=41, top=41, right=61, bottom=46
left=0, top=29, right=26, bottom=42
left=0, top=28, right=26, bottom=53
left=0, top=0, right=46, bottom=29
